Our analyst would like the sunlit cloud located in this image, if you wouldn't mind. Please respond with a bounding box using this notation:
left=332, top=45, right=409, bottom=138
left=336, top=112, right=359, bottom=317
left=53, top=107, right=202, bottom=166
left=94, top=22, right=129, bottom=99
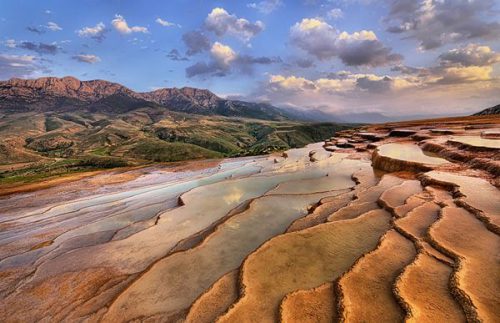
left=111, top=14, right=149, bottom=34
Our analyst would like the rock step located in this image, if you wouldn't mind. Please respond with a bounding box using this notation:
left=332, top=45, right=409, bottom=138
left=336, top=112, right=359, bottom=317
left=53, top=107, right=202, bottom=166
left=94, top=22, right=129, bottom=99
left=102, top=191, right=342, bottom=322
left=395, top=202, right=441, bottom=239
left=421, top=171, right=500, bottom=234
left=289, top=167, right=381, bottom=232
left=421, top=140, right=500, bottom=177
left=393, top=193, right=429, bottom=218
left=287, top=191, right=353, bottom=232
left=396, top=252, right=466, bottom=322
left=279, top=283, right=336, bottom=323
left=378, top=180, right=423, bottom=215
left=336, top=230, right=416, bottom=323
left=354, top=174, right=404, bottom=204
left=327, top=201, right=378, bottom=222
left=429, top=206, right=500, bottom=322
left=425, top=186, right=455, bottom=207
left=327, top=173, right=405, bottom=222
left=394, top=200, right=453, bottom=265
left=185, top=270, right=239, bottom=323
left=216, top=209, right=392, bottom=323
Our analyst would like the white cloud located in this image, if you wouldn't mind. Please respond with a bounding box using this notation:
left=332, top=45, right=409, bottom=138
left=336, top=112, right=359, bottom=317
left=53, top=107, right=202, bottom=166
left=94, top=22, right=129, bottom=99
left=186, top=42, right=280, bottom=78
left=247, top=0, right=283, bottom=14
left=267, top=72, right=416, bottom=94
left=111, top=14, right=148, bottom=34
left=328, top=8, right=343, bottom=19
left=205, top=7, right=264, bottom=42
left=72, top=54, right=101, bottom=64
left=156, top=18, right=180, bottom=28
left=210, top=42, right=237, bottom=66
left=46, top=22, right=62, bottom=31
left=4, top=39, right=16, bottom=48
left=77, top=22, right=107, bottom=41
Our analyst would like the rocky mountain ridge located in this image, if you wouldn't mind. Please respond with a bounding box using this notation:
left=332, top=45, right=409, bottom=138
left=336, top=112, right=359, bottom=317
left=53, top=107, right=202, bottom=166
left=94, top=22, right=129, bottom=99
left=0, top=76, right=288, bottom=120
left=473, top=104, right=500, bottom=116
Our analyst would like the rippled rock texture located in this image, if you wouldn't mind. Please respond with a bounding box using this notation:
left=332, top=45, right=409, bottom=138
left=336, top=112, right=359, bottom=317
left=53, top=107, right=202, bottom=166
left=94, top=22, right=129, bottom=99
left=0, top=115, right=499, bottom=322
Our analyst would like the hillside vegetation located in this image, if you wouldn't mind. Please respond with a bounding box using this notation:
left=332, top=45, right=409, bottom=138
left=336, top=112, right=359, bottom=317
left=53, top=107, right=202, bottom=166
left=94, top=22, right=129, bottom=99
left=0, top=108, right=352, bottom=185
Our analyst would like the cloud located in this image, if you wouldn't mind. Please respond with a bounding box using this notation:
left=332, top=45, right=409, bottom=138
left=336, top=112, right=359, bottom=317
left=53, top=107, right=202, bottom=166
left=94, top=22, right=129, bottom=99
left=0, top=54, right=43, bottom=79
left=259, top=40, right=500, bottom=114
left=4, top=39, right=16, bottom=48
left=247, top=0, right=283, bottom=14
left=336, top=31, right=403, bottom=66
left=290, top=19, right=337, bottom=60
left=72, top=54, right=101, bottom=64
left=156, top=18, right=180, bottom=28
left=19, top=42, right=58, bottom=55
left=167, top=49, right=189, bottom=61
left=384, top=0, right=500, bottom=50
left=390, top=45, right=500, bottom=85
left=111, top=14, right=148, bottom=34
left=186, top=62, right=223, bottom=78
left=294, top=58, right=315, bottom=68
left=27, top=26, right=44, bottom=34
left=77, top=22, right=107, bottom=42
left=211, top=42, right=237, bottom=66
left=290, top=18, right=401, bottom=66
left=254, top=67, right=499, bottom=116
left=46, top=22, right=62, bottom=31
left=268, top=72, right=416, bottom=95
left=205, top=8, right=264, bottom=41
left=439, top=44, right=500, bottom=67
left=328, top=8, right=344, bottom=19
left=182, top=30, right=211, bottom=56
left=436, top=66, right=493, bottom=84
left=186, top=42, right=281, bottom=78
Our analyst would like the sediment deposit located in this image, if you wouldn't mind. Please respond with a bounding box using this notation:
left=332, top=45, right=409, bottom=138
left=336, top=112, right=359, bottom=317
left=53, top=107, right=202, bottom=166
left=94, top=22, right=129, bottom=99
left=0, top=115, right=499, bottom=322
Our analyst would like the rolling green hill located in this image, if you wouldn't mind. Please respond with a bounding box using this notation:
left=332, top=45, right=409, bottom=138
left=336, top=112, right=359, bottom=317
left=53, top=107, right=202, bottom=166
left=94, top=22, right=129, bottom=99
left=0, top=107, right=353, bottom=185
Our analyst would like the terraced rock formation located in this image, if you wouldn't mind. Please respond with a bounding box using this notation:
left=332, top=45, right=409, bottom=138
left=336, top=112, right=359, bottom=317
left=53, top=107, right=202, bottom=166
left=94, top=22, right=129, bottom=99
left=0, top=115, right=499, bottom=322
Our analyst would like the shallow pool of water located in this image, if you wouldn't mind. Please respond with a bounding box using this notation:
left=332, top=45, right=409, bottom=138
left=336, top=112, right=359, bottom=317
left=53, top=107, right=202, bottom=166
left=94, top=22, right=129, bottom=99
left=450, top=136, right=500, bottom=149
left=377, top=143, right=449, bottom=165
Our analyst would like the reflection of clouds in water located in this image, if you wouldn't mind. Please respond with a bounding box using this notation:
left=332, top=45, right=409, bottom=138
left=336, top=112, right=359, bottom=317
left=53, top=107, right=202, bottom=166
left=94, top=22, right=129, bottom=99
left=223, top=186, right=245, bottom=204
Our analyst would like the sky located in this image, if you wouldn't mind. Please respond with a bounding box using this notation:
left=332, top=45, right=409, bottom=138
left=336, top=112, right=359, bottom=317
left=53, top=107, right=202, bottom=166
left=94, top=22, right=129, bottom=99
left=1, top=0, right=499, bottom=116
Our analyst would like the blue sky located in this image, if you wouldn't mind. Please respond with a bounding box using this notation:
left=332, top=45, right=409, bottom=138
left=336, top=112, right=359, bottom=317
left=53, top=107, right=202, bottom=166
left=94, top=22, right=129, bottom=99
left=1, top=0, right=499, bottom=115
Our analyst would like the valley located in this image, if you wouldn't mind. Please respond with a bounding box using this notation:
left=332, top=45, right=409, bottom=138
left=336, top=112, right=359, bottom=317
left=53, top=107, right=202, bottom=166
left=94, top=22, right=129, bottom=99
left=0, top=77, right=351, bottom=188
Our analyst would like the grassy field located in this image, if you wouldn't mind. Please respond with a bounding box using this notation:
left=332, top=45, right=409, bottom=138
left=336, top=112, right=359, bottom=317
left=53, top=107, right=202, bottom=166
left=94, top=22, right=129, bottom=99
left=0, top=107, right=354, bottom=185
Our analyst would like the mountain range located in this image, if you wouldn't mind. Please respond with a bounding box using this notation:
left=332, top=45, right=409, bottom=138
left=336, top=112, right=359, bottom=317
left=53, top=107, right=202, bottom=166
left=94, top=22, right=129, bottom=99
left=1, top=77, right=496, bottom=124
left=0, top=76, right=403, bottom=123
left=0, top=77, right=290, bottom=121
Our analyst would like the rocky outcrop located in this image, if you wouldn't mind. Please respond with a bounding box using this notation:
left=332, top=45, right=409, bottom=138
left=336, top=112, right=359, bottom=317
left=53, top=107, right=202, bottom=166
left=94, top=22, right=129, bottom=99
left=0, top=77, right=134, bottom=111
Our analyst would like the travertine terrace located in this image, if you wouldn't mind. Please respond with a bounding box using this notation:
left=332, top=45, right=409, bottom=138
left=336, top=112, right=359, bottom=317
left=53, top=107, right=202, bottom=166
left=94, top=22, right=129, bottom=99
left=0, top=115, right=499, bottom=322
